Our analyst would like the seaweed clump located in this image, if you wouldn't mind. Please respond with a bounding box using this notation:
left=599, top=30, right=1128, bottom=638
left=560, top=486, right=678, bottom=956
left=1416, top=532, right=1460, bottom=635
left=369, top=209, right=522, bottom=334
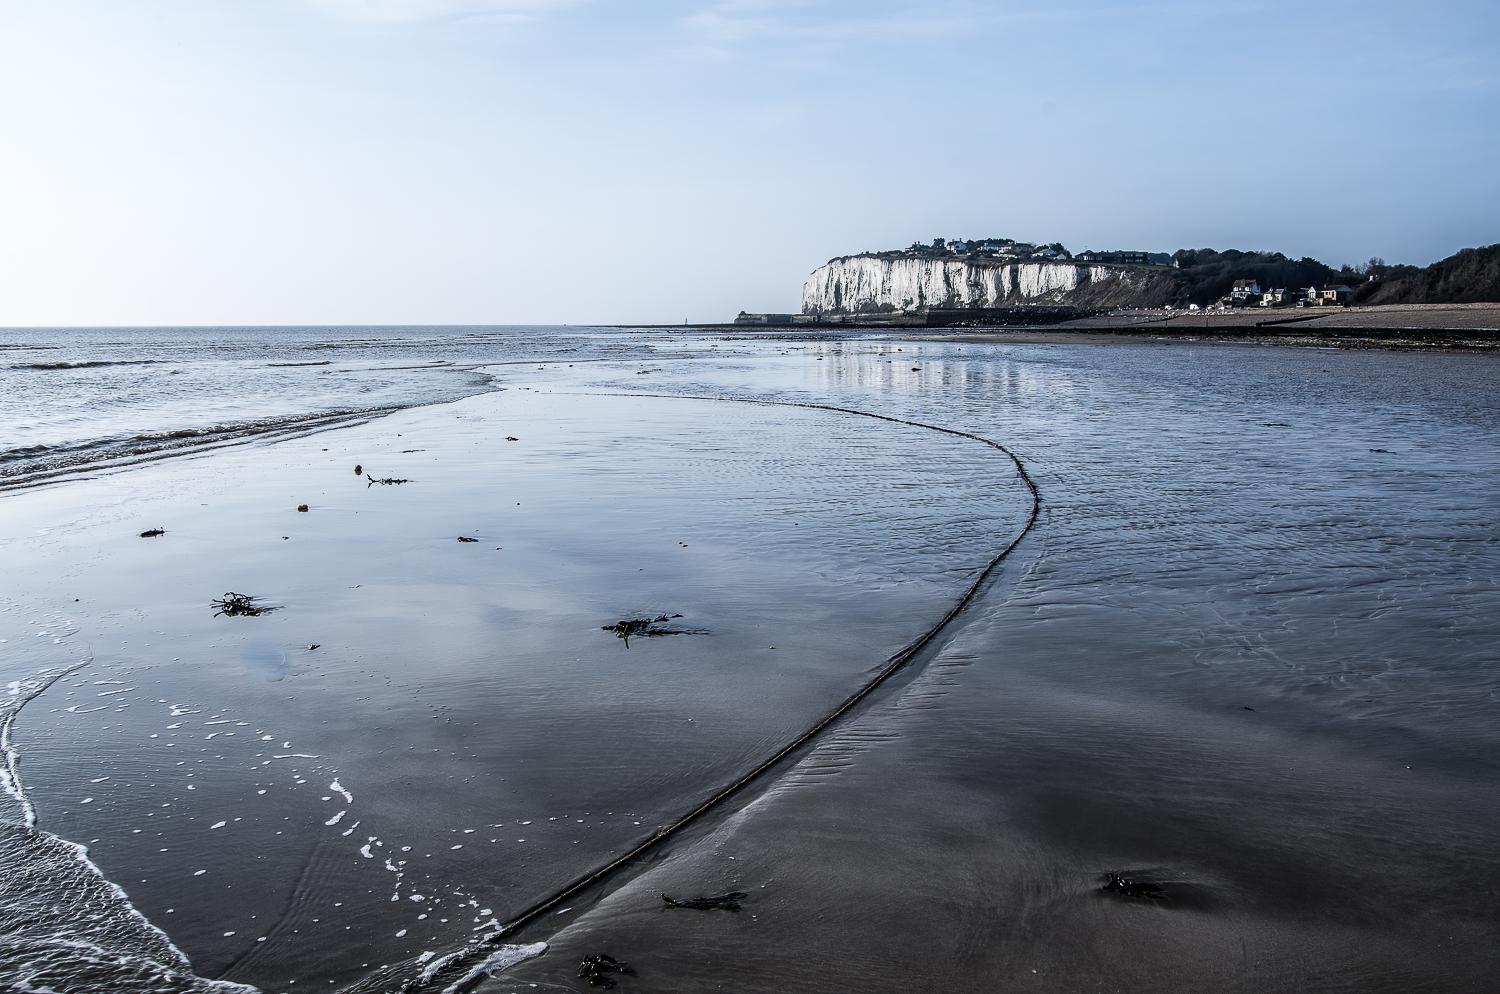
left=366, top=474, right=412, bottom=487
left=603, top=614, right=689, bottom=647
left=1100, top=871, right=1165, bottom=901
left=139, top=527, right=166, bottom=538
left=661, top=891, right=747, bottom=912
left=578, top=953, right=632, bottom=989
left=211, top=592, right=271, bottom=618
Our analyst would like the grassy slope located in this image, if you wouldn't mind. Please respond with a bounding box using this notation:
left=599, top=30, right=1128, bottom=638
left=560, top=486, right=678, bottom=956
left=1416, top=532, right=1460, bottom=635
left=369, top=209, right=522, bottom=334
left=1356, top=245, right=1500, bottom=305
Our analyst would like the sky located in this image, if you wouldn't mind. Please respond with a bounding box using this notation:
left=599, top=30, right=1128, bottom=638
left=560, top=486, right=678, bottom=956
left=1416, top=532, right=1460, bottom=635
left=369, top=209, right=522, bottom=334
left=1, top=0, right=1497, bottom=326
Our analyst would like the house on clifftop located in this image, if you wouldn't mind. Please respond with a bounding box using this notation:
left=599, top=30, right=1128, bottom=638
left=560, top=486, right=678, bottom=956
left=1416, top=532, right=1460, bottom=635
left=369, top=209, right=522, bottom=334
left=1230, top=278, right=1262, bottom=305
left=1075, top=250, right=1172, bottom=266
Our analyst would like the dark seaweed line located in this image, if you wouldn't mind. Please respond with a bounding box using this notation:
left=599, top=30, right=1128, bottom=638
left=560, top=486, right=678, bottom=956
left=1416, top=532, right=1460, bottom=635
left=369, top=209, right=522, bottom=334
left=381, top=390, right=1041, bottom=993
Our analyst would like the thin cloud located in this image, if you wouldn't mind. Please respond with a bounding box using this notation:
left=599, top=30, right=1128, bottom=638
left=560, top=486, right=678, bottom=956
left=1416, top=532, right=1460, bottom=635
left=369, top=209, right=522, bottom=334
left=684, top=0, right=992, bottom=45
left=302, top=0, right=582, bottom=25
left=680, top=0, right=1292, bottom=50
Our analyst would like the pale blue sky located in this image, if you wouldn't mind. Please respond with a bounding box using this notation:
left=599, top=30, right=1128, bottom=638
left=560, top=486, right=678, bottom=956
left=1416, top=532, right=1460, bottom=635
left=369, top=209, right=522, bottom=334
left=2, top=0, right=1496, bottom=325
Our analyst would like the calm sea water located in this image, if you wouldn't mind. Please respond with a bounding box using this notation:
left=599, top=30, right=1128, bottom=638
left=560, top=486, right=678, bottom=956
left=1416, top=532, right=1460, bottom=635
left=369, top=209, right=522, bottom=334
left=2, top=328, right=1497, bottom=993
left=0, top=326, right=709, bottom=486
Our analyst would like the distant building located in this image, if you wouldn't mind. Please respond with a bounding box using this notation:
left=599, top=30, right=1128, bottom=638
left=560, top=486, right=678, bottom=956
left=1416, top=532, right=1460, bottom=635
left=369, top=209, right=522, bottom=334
left=1076, top=249, right=1163, bottom=265
left=899, top=236, right=1085, bottom=263
left=1260, top=288, right=1292, bottom=307
left=733, top=311, right=796, bottom=325
left=1305, top=285, right=1354, bottom=306
left=1227, top=278, right=1262, bottom=307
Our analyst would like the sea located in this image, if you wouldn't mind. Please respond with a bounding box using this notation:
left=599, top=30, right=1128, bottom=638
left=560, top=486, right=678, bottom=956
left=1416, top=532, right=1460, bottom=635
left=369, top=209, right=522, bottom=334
left=0, top=326, right=702, bottom=488
left=1, top=326, right=1497, bottom=993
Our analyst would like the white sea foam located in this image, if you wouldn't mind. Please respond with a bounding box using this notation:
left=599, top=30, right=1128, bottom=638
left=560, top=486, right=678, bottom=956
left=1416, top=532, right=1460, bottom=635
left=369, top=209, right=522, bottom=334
left=418, top=950, right=463, bottom=983
left=3, top=659, right=90, bottom=827
left=0, top=823, right=260, bottom=993
left=440, top=943, right=547, bottom=994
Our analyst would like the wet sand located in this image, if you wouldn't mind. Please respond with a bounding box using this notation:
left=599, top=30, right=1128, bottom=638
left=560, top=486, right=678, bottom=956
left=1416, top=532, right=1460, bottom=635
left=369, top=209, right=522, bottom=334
left=1, top=382, right=1031, bottom=992
left=495, top=343, right=1500, bottom=993
left=4, top=337, right=1498, bottom=993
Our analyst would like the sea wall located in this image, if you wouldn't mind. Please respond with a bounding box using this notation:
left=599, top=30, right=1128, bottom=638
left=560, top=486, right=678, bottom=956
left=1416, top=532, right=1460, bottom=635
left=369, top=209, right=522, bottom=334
left=801, top=256, right=1147, bottom=314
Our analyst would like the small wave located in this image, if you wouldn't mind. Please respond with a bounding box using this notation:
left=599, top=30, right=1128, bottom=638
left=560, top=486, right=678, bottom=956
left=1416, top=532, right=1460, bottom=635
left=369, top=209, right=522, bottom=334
left=3, top=661, right=89, bottom=827
left=0, top=407, right=401, bottom=492
left=0, top=825, right=258, bottom=994
left=3, top=653, right=256, bottom=993
left=12, top=359, right=163, bottom=370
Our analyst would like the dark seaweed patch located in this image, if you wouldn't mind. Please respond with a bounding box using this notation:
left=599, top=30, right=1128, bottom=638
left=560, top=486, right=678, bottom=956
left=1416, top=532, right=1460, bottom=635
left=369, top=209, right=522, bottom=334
left=211, top=592, right=274, bottom=618
left=578, top=953, right=632, bottom=988
left=602, top=614, right=697, bottom=647
left=660, top=890, right=747, bottom=912
left=1099, top=871, right=1165, bottom=901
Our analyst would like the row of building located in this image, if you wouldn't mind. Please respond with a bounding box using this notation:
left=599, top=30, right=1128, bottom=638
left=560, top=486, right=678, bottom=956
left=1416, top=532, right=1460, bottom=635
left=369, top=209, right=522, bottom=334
left=903, top=237, right=1171, bottom=267
left=1229, top=280, right=1356, bottom=308
left=1074, top=249, right=1174, bottom=266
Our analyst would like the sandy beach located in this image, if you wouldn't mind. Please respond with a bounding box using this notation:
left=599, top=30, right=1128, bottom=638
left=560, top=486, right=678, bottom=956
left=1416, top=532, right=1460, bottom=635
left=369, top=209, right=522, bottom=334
left=714, top=303, right=1500, bottom=353
left=3, top=331, right=1498, bottom=993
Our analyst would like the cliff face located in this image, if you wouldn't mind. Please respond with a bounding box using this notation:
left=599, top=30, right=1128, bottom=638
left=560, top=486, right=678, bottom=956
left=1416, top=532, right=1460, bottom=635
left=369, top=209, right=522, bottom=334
left=801, top=256, right=1178, bottom=313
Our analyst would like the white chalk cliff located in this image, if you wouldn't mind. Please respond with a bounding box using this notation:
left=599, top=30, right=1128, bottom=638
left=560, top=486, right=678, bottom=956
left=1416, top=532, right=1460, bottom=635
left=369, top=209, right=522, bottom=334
left=801, top=256, right=1130, bottom=314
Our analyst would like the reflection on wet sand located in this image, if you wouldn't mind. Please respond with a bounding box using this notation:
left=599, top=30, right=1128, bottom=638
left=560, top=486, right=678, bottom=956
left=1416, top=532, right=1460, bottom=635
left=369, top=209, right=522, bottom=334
left=499, top=341, right=1500, bottom=994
